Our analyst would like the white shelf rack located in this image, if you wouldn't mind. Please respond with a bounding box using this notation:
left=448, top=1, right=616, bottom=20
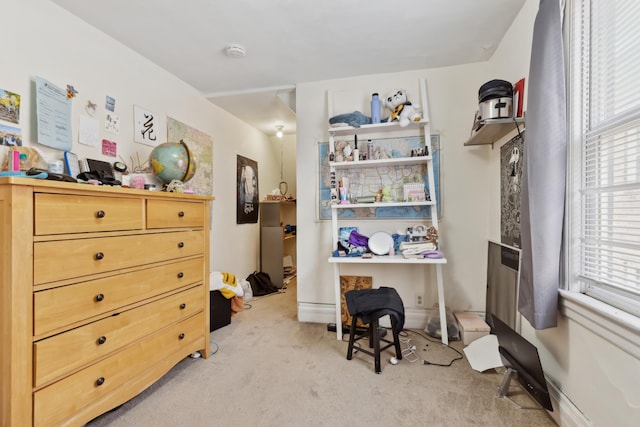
left=326, top=79, right=449, bottom=344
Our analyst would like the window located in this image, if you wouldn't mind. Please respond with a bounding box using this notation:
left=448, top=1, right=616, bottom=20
left=568, top=0, right=640, bottom=316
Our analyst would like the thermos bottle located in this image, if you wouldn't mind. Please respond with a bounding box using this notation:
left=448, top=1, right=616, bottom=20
left=371, top=93, right=381, bottom=124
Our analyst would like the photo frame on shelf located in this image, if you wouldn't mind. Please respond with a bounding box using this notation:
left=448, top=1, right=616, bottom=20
left=317, top=134, right=441, bottom=220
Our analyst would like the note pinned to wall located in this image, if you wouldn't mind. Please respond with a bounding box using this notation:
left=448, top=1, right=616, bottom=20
left=35, top=76, right=72, bottom=151
left=78, top=114, right=99, bottom=147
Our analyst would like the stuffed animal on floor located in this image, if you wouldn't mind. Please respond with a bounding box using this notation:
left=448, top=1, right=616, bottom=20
left=383, top=90, right=421, bottom=127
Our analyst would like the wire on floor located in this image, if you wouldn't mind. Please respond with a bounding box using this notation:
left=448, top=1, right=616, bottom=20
left=209, top=340, right=220, bottom=356
left=403, top=329, right=464, bottom=367
left=189, top=339, right=220, bottom=359
left=399, top=336, right=420, bottom=363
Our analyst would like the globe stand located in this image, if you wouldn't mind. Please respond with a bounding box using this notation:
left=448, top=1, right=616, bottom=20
left=166, top=179, right=187, bottom=193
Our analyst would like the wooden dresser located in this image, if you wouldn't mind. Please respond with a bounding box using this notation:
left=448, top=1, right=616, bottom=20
left=0, top=177, right=213, bottom=427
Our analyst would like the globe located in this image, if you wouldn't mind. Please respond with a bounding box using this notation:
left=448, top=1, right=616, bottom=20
left=149, top=140, right=197, bottom=184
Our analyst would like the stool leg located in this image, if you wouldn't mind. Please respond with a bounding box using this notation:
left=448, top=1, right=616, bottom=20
left=391, top=318, right=402, bottom=360
left=346, top=315, right=358, bottom=360
left=372, top=318, right=381, bottom=373
left=368, top=321, right=374, bottom=348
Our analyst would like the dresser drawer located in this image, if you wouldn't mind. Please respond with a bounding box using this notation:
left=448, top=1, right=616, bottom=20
left=35, top=193, right=144, bottom=235
left=34, top=231, right=204, bottom=285
left=147, top=199, right=205, bottom=229
left=33, top=313, right=204, bottom=427
left=34, top=257, right=204, bottom=336
left=34, top=285, right=204, bottom=387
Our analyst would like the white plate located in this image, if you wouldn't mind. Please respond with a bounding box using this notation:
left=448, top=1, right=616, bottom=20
left=368, top=231, right=394, bottom=255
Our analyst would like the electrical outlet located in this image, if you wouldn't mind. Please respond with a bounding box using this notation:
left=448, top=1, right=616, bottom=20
left=415, top=294, right=424, bottom=307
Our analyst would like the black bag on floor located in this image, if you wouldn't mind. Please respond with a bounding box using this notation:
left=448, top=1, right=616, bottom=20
left=246, top=271, right=279, bottom=296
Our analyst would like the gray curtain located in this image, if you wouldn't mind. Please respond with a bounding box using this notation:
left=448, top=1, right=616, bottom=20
left=518, top=0, right=566, bottom=329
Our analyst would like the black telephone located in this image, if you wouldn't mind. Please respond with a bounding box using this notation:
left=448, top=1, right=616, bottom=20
left=77, top=159, right=122, bottom=186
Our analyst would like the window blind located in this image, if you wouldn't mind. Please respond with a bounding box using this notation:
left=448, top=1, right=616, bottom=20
left=575, top=0, right=640, bottom=316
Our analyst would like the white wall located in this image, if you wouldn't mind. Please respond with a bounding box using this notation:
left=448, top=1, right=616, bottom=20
left=266, top=133, right=297, bottom=199
left=4, top=0, right=277, bottom=280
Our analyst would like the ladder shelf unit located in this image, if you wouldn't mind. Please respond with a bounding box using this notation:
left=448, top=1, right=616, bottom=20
left=326, top=79, right=449, bottom=344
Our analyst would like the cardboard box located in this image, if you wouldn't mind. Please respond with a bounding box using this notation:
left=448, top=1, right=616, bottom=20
left=454, top=312, right=491, bottom=345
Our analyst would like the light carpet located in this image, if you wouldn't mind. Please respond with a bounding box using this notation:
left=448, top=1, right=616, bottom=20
left=87, top=280, right=556, bottom=427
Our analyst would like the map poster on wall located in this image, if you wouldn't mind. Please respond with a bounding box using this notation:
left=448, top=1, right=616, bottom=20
left=167, top=116, right=213, bottom=196
left=317, top=135, right=441, bottom=220
left=500, top=131, right=524, bottom=248
left=237, top=155, right=259, bottom=224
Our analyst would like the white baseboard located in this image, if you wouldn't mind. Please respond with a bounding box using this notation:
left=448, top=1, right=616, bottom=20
left=297, top=302, right=335, bottom=324
left=297, top=303, right=436, bottom=330
left=547, top=378, right=592, bottom=427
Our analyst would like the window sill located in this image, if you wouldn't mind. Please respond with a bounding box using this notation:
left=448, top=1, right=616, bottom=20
left=558, top=289, right=640, bottom=358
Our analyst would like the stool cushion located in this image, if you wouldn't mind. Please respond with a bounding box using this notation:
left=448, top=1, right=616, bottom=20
left=344, top=287, right=405, bottom=333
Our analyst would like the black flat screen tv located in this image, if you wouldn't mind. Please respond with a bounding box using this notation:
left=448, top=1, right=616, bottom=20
left=490, top=313, right=553, bottom=411
left=484, top=241, right=553, bottom=412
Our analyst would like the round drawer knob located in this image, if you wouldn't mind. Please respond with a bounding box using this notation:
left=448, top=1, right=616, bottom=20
left=180, top=303, right=186, bottom=310
left=178, top=333, right=185, bottom=340
left=95, top=252, right=104, bottom=260
left=95, top=293, right=105, bottom=302
left=96, top=377, right=105, bottom=386
left=96, top=210, right=106, bottom=218
left=178, top=242, right=184, bottom=248
left=178, top=211, right=185, bottom=217
left=177, top=272, right=184, bottom=278
left=97, top=336, right=107, bottom=345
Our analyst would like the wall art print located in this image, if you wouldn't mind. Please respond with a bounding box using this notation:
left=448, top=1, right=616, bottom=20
left=237, top=155, right=259, bottom=224
left=500, top=131, right=524, bottom=248
left=0, top=88, right=20, bottom=124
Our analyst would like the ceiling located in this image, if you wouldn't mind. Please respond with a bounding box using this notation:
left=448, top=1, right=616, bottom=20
left=51, top=0, right=525, bottom=137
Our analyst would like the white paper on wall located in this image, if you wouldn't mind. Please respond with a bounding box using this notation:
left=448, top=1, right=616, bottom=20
left=78, top=114, right=99, bottom=147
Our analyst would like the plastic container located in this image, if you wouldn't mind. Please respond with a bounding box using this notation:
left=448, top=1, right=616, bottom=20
left=371, top=93, right=381, bottom=124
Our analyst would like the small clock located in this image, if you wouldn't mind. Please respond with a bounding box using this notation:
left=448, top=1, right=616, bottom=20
left=113, top=161, right=128, bottom=173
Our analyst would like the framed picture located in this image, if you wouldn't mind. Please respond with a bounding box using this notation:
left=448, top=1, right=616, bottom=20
left=500, top=131, right=524, bottom=248
left=237, top=155, right=259, bottom=224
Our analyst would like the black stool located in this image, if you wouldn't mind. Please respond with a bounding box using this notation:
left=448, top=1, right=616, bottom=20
left=344, top=287, right=405, bottom=374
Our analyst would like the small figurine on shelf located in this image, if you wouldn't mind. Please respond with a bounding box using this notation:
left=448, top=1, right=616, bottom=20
left=343, top=143, right=353, bottom=161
